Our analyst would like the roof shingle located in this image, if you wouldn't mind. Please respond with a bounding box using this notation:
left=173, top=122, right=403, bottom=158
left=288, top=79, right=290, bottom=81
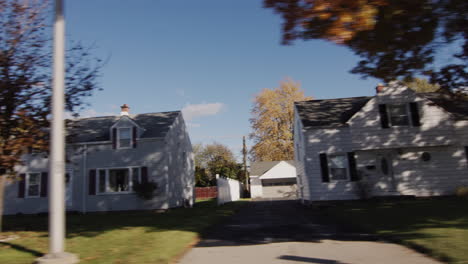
left=67, top=111, right=180, bottom=143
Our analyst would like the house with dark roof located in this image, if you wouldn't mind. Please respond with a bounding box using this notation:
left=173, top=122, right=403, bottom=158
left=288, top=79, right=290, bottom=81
left=294, top=82, right=468, bottom=202
left=249, top=160, right=297, bottom=199
left=3, top=104, right=195, bottom=215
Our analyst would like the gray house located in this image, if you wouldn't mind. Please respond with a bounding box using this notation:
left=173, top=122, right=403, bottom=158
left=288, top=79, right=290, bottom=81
left=3, top=104, right=195, bottom=215
left=294, top=82, right=468, bottom=202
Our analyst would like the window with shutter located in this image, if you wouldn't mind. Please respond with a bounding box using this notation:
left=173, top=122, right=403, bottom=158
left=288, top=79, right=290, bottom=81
left=18, top=173, right=26, bottom=198
left=26, top=173, right=41, bottom=198
left=378, top=104, right=390, bottom=128
left=117, top=127, right=132, bottom=149
left=319, top=153, right=330, bottom=183
left=409, top=102, right=421, bottom=126
left=347, top=152, right=359, bottom=181
left=328, top=154, right=349, bottom=181
left=40, top=172, right=48, bottom=197
left=94, top=167, right=145, bottom=194
left=89, top=169, right=96, bottom=195
left=387, top=104, right=410, bottom=126
left=465, top=146, right=468, bottom=165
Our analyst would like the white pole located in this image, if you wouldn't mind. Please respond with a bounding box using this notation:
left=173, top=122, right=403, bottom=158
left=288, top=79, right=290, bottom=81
left=49, top=0, right=66, bottom=254
left=36, top=0, right=78, bottom=262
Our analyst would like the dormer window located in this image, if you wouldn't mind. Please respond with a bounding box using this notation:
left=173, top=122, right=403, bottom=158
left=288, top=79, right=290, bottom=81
left=379, top=102, right=421, bottom=128
left=388, top=104, right=410, bottom=126
left=117, top=127, right=132, bottom=149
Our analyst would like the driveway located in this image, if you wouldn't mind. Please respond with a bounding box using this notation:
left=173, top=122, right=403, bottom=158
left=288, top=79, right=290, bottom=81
left=177, top=199, right=441, bottom=264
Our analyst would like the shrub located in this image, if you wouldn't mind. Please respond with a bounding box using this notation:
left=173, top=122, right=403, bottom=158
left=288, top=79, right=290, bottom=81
left=455, top=186, right=468, bottom=198
left=133, top=181, right=158, bottom=200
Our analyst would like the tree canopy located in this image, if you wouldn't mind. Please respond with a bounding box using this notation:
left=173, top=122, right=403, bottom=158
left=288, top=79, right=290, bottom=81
left=264, top=0, right=467, bottom=90
left=250, top=78, right=312, bottom=161
left=193, top=142, right=242, bottom=187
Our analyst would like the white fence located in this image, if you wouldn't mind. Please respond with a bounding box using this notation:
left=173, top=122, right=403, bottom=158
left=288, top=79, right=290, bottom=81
left=216, top=174, right=243, bottom=205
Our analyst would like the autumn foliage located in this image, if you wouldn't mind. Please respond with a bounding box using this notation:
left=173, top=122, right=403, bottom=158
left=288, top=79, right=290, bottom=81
left=264, top=0, right=467, bottom=90
left=250, top=79, right=312, bottom=161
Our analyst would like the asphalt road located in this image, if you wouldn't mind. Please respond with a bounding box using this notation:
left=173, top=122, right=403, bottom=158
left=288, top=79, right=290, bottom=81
left=178, top=199, right=441, bottom=264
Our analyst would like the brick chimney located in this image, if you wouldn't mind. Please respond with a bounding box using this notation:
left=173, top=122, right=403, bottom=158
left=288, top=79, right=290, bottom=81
left=375, top=83, right=385, bottom=94
left=120, top=104, right=130, bottom=116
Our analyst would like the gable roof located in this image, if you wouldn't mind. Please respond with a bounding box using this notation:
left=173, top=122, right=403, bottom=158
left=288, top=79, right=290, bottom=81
left=250, top=160, right=295, bottom=176
left=295, top=92, right=468, bottom=129
left=419, top=93, right=468, bottom=121
left=67, top=111, right=180, bottom=143
left=295, top=96, right=372, bottom=128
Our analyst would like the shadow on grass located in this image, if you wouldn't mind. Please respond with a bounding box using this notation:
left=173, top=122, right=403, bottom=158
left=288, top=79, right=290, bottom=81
left=2, top=199, right=248, bottom=257
left=0, top=242, right=43, bottom=257
left=316, top=197, right=468, bottom=264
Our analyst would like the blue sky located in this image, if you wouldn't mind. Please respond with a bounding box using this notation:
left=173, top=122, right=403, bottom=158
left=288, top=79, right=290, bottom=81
left=65, top=0, right=379, bottom=159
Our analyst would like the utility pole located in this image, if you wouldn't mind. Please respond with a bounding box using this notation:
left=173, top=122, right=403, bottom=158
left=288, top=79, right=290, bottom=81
left=36, top=1, right=78, bottom=263
left=242, top=136, right=249, bottom=191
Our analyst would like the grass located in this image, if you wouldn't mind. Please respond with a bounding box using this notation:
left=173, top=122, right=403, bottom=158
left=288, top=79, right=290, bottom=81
left=0, top=199, right=248, bottom=264
left=321, top=197, right=468, bottom=264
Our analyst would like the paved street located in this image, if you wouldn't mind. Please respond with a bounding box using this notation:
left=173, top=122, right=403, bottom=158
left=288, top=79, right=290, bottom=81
left=178, top=199, right=441, bottom=264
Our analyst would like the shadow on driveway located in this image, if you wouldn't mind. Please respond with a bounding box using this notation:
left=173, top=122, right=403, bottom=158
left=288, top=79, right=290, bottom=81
left=197, top=199, right=375, bottom=247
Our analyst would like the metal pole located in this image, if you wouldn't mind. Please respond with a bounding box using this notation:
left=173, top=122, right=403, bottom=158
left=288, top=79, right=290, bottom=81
left=49, top=0, right=66, bottom=254
left=36, top=0, right=77, bottom=262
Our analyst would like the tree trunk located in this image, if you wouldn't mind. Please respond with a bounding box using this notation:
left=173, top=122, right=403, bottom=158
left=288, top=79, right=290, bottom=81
left=0, top=175, right=6, bottom=232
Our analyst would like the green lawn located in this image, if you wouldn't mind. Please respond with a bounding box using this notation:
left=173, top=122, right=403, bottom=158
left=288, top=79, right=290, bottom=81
left=322, top=198, right=468, bottom=264
left=0, top=199, right=248, bottom=264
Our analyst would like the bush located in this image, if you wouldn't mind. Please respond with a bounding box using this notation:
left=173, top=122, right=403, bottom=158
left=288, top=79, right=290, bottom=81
left=455, top=186, right=468, bottom=198
left=133, top=181, right=158, bottom=200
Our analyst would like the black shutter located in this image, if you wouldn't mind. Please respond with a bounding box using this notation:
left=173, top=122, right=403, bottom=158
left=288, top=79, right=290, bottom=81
left=112, top=128, right=117, bottom=149
left=378, top=104, right=390, bottom=128
left=89, top=169, right=96, bottom=195
left=132, top=127, right=137, bottom=148
left=18, top=173, right=26, bottom=198
left=465, top=146, right=468, bottom=165
left=347, top=152, right=358, bottom=181
left=40, top=172, right=48, bottom=197
left=141, top=167, right=148, bottom=184
left=409, top=102, right=421, bottom=127
left=319, top=153, right=330, bottom=183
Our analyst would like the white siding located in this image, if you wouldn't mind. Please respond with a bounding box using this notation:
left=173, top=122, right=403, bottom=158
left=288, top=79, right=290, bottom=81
left=303, top=127, right=359, bottom=201
left=349, top=96, right=454, bottom=150
left=297, top=84, right=468, bottom=202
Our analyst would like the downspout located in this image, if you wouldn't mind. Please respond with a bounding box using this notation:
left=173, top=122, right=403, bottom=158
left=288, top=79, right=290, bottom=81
left=81, top=144, right=87, bottom=213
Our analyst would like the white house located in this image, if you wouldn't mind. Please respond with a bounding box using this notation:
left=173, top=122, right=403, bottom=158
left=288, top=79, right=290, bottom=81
left=3, top=104, right=195, bottom=215
left=294, top=82, right=468, bottom=202
left=249, top=161, right=297, bottom=199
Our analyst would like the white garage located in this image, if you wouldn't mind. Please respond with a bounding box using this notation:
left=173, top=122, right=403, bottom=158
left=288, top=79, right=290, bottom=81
left=250, top=161, right=297, bottom=199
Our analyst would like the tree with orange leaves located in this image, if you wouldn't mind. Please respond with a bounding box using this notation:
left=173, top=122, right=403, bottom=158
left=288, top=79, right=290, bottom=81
left=264, top=0, right=467, bottom=90
left=0, top=0, right=102, bottom=230
left=250, top=78, right=312, bottom=161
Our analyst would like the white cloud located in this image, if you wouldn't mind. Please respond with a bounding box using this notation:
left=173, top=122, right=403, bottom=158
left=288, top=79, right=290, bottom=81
left=181, top=102, right=224, bottom=121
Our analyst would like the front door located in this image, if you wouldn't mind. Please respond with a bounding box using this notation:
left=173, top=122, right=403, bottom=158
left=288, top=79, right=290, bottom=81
left=376, top=152, right=397, bottom=192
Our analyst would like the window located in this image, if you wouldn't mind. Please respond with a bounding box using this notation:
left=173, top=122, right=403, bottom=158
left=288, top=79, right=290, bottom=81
left=388, top=104, right=410, bottom=126
left=329, top=154, right=348, bottom=181
left=118, top=127, right=132, bottom=149
left=97, top=167, right=142, bottom=194
left=26, top=173, right=41, bottom=198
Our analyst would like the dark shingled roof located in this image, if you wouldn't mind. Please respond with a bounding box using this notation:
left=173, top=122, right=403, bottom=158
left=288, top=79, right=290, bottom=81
left=67, top=111, right=180, bottom=143
left=295, top=92, right=468, bottom=128
left=295, top=96, right=372, bottom=128
left=250, top=160, right=295, bottom=176
left=420, top=93, right=468, bottom=121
